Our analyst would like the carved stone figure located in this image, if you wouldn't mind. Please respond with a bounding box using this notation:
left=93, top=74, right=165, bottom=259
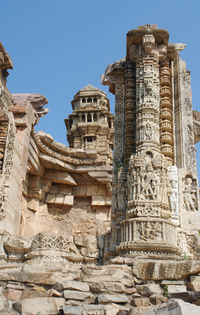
left=184, top=176, right=197, bottom=211
left=168, top=166, right=179, bottom=224
left=141, top=163, right=158, bottom=200
left=138, top=221, right=162, bottom=241
left=117, top=179, right=126, bottom=211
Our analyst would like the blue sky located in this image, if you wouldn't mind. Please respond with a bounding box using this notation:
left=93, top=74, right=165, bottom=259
left=1, top=0, right=200, bottom=174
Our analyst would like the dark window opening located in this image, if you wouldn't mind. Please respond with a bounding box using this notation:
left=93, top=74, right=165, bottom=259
left=87, top=98, right=92, bottom=103
left=82, top=114, right=85, bottom=122
left=93, top=113, right=97, bottom=121
left=82, top=98, right=86, bottom=103
left=87, top=137, right=93, bottom=142
left=93, top=98, right=97, bottom=103
left=108, top=120, right=111, bottom=128
left=87, top=113, right=92, bottom=122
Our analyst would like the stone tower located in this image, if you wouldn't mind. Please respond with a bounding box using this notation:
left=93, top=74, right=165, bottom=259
left=102, top=24, right=200, bottom=260
left=65, top=84, right=114, bottom=164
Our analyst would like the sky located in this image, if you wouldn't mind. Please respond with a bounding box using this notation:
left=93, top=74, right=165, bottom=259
left=1, top=0, right=200, bottom=175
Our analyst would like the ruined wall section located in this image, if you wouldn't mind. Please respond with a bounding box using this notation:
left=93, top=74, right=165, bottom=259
left=0, top=85, right=114, bottom=265
left=0, top=43, right=25, bottom=239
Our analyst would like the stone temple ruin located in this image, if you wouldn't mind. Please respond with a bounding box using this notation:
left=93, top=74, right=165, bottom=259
left=0, top=24, right=200, bottom=314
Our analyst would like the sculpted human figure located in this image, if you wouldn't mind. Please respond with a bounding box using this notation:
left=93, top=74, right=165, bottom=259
left=117, top=179, right=126, bottom=211
left=184, top=177, right=196, bottom=211
left=141, top=163, right=158, bottom=200
left=170, top=179, right=178, bottom=213
left=145, top=123, right=152, bottom=139
left=112, top=183, right=118, bottom=212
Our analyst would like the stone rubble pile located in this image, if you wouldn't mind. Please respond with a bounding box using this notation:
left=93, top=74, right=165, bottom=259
left=0, top=262, right=199, bottom=314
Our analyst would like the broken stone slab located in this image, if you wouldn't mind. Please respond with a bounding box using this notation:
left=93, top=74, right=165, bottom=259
left=81, top=264, right=134, bottom=287
left=64, top=299, right=83, bottom=306
left=22, top=297, right=65, bottom=315
left=149, top=294, right=168, bottom=305
left=63, top=305, right=83, bottom=315
left=175, top=299, right=200, bottom=315
left=136, top=283, right=162, bottom=297
left=0, top=310, right=20, bottom=315
left=167, top=284, right=187, bottom=294
left=44, top=170, right=77, bottom=185
left=0, top=296, right=8, bottom=311
left=3, top=288, right=22, bottom=301
left=161, top=280, right=185, bottom=285
left=132, top=260, right=200, bottom=280
left=64, top=289, right=94, bottom=302
left=6, top=283, right=25, bottom=290
left=13, top=301, right=22, bottom=313
left=56, top=280, right=89, bottom=292
left=21, top=287, right=49, bottom=299
left=0, top=261, right=81, bottom=285
left=187, top=275, right=200, bottom=291
left=132, top=300, right=181, bottom=315
left=167, top=291, right=200, bottom=303
left=47, top=288, right=62, bottom=297
left=104, top=303, right=121, bottom=315
left=125, top=287, right=137, bottom=294
left=98, top=293, right=129, bottom=304
left=131, top=296, right=150, bottom=307
left=83, top=304, right=105, bottom=314
left=12, top=93, right=48, bottom=117
left=89, top=281, right=125, bottom=293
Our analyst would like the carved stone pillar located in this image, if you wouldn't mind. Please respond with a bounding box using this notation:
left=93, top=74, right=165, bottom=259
left=103, top=25, right=200, bottom=260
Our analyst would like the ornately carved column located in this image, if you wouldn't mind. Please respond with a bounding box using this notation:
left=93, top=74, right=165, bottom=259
left=124, top=61, right=136, bottom=165
left=103, top=25, right=200, bottom=260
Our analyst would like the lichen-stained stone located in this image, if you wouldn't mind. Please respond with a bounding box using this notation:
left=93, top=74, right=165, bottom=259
left=64, top=289, right=94, bottom=303
left=57, top=280, right=89, bottom=292
left=81, top=264, right=134, bottom=287
left=175, top=299, right=200, bottom=315
left=187, top=275, right=200, bottom=291
left=63, top=305, right=83, bottom=315
left=21, top=297, right=65, bottom=315
left=132, top=260, right=200, bottom=280
left=44, top=170, right=77, bottom=185
left=83, top=304, right=105, bottom=315
left=27, top=198, right=39, bottom=212
left=0, top=261, right=81, bottom=285
left=98, top=293, right=129, bottom=304
left=92, top=195, right=111, bottom=206
left=167, top=285, right=187, bottom=294
left=3, top=288, right=22, bottom=301
left=136, top=283, right=162, bottom=297
left=0, top=296, right=8, bottom=311
left=89, top=281, right=125, bottom=293
left=63, top=195, right=74, bottom=205
left=131, top=296, right=150, bottom=307
left=104, top=303, right=121, bottom=315
left=149, top=294, right=168, bottom=305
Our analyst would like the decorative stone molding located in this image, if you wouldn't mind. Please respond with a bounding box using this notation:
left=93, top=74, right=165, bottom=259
left=26, top=233, right=83, bottom=262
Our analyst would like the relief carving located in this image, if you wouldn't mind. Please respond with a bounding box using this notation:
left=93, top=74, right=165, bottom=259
left=128, top=152, right=162, bottom=202
left=117, top=168, right=127, bottom=211
left=138, top=221, right=162, bottom=241
left=29, top=233, right=83, bottom=262
left=0, top=120, right=15, bottom=220
left=183, top=176, right=197, bottom=211
left=168, top=166, right=179, bottom=217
